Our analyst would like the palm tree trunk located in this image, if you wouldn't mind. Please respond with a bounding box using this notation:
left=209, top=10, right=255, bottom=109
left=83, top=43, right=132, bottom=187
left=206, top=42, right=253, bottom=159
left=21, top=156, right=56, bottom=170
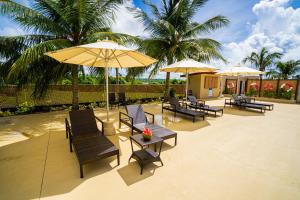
left=115, top=68, right=119, bottom=84
left=259, top=74, right=263, bottom=97
left=164, top=72, right=171, bottom=100
left=72, top=65, right=79, bottom=110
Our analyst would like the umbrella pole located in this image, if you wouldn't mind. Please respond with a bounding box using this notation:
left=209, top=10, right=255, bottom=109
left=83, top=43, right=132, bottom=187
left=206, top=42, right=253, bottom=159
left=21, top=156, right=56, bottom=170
left=105, top=52, right=109, bottom=121
left=186, top=70, right=189, bottom=101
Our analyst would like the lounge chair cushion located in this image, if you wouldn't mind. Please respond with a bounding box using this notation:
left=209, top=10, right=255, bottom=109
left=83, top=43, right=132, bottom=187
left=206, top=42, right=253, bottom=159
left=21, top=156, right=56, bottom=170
left=126, top=105, right=147, bottom=124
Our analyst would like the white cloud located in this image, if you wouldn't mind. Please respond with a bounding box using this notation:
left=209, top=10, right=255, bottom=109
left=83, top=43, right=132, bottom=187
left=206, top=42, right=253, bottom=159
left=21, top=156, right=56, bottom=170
left=0, top=26, right=24, bottom=36
left=111, top=0, right=148, bottom=37
left=219, top=0, right=300, bottom=67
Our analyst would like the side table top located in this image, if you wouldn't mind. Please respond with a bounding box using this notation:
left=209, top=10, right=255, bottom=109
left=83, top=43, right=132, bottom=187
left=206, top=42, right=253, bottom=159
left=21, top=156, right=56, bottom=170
left=130, top=134, right=162, bottom=147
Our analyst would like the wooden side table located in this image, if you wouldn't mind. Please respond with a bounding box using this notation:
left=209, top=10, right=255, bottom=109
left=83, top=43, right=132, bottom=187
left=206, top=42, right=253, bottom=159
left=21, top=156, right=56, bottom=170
left=129, top=134, right=163, bottom=174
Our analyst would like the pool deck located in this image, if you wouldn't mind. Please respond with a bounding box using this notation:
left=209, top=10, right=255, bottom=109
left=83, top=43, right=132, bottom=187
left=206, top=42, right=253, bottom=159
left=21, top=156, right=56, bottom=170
left=0, top=99, right=300, bottom=200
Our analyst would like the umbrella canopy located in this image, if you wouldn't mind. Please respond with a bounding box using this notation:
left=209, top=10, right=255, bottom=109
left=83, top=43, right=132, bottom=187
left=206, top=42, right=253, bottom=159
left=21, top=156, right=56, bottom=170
left=45, top=40, right=157, bottom=120
left=217, top=66, right=265, bottom=76
left=160, top=59, right=217, bottom=100
left=160, top=59, right=217, bottom=73
left=45, top=40, right=156, bottom=68
left=217, top=66, right=264, bottom=96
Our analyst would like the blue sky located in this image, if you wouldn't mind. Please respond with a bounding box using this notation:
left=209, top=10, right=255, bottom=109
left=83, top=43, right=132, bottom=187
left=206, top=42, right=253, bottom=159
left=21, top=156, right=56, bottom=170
left=1, top=0, right=300, bottom=78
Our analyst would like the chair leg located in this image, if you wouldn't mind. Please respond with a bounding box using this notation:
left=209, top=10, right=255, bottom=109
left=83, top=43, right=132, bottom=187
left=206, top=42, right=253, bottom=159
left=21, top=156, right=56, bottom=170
left=175, top=135, right=177, bottom=146
left=140, top=164, right=144, bottom=175
left=117, top=154, right=120, bottom=165
left=159, top=158, right=164, bottom=166
left=131, top=128, right=134, bottom=135
left=69, top=137, right=73, bottom=152
left=80, top=165, right=83, bottom=178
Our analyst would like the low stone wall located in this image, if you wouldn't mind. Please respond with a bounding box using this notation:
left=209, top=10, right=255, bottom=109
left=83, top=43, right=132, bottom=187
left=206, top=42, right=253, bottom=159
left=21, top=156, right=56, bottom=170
left=0, top=84, right=185, bottom=108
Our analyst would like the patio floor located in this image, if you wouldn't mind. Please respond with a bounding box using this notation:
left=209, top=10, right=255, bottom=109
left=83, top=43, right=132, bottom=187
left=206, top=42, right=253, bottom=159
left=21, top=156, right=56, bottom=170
left=0, top=99, right=300, bottom=200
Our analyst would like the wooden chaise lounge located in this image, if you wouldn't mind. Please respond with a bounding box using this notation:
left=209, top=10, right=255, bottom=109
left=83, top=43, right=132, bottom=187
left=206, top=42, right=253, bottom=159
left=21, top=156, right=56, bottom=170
left=65, top=109, right=120, bottom=178
left=162, top=97, right=206, bottom=122
left=119, top=104, right=177, bottom=146
left=240, top=94, right=274, bottom=110
left=224, top=95, right=266, bottom=113
left=187, top=96, right=223, bottom=117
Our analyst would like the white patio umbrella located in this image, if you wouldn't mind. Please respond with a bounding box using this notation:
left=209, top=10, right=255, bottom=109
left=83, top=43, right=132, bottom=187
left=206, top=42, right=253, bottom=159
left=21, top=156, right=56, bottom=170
left=217, top=66, right=265, bottom=95
left=45, top=40, right=157, bottom=120
left=160, top=59, right=217, bottom=99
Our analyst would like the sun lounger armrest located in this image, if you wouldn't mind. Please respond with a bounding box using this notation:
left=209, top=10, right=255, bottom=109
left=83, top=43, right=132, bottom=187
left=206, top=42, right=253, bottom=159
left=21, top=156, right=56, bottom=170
left=94, top=116, right=104, bottom=134
left=144, top=111, right=155, bottom=123
left=119, top=111, right=134, bottom=125
left=198, top=100, right=205, bottom=105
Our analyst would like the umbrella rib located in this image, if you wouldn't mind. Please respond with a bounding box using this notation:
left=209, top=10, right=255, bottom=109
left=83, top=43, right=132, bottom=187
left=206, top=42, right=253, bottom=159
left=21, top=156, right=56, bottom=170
left=112, top=50, right=123, bottom=68
left=90, top=49, right=103, bottom=67
left=122, top=51, right=148, bottom=66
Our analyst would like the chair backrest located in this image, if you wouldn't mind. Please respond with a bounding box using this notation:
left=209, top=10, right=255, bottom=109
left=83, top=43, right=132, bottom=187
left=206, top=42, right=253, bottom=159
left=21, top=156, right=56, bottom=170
left=169, top=97, right=181, bottom=110
left=188, top=90, right=193, bottom=96
left=240, top=94, right=251, bottom=103
left=69, top=109, right=98, bottom=136
left=232, top=94, right=242, bottom=105
left=125, top=104, right=147, bottom=124
left=188, top=95, right=204, bottom=107
left=118, top=92, right=126, bottom=102
left=109, top=93, right=116, bottom=102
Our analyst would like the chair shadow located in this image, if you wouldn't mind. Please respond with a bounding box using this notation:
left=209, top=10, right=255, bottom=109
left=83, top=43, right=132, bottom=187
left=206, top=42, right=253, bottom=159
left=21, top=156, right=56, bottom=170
left=156, top=113, right=211, bottom=132
left=223, top=106, right=265, bottom=116
left=117, top=161, right=162, bottom=186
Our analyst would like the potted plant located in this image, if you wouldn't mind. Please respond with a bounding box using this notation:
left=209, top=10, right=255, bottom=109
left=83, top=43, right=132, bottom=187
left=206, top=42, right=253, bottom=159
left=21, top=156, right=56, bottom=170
left=142, top=128, right=153, bottom=141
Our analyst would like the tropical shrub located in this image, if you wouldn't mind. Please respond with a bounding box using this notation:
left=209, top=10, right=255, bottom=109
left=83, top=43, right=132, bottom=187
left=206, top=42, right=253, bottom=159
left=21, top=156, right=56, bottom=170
left=0, top=109, right=13, bottom=117
left=15, top=102, right=35, bottom=114
left=278, top=83, right=294, bottom=99
left=263, top=83, right=276, bottom=98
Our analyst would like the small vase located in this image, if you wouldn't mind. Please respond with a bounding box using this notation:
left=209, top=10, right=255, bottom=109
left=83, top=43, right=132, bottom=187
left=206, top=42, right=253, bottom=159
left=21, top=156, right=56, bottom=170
left=142, top=134, right=152, bottom=141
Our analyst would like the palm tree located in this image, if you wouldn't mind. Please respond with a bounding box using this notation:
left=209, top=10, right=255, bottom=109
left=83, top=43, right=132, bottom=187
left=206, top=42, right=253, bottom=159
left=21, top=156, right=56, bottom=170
left=275, top=60, right=300, bottom=79
left=243, top=47, right=282, bottom=96
left=0, top=0, right=133, bottom=110
left=129, top=0, right=229, bottom=98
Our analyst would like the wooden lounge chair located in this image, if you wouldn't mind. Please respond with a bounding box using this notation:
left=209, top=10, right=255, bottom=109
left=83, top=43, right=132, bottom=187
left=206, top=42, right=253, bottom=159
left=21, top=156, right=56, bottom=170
left=240, top=94, right=274, bottom=110
left=187, top=96, right=223, bottom=117
left=224, top=94, right=266, bottom=113
left=118, top=92, right=128, bottom=108
left=119, top=104, right=177, bottom=146
left=162, top=97, right=206, bottom=122
left=65, top=109, right=120, bottom=178
left=109, top=93, right=119, bottom=109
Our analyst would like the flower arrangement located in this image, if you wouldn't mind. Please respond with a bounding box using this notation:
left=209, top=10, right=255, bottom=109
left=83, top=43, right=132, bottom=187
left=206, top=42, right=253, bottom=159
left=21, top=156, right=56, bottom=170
left=142, top=128, right=153, bottom=141
left=263, top=83, right=275, bottom=98
left=279, top=82, right=294, bottom=99
left=247, top=82, right=259, bottom=96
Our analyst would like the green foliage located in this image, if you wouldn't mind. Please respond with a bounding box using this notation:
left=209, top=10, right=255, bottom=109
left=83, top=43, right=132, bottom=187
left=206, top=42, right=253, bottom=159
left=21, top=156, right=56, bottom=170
left=223, top=86, right=229, bottom=94
left=246, top=87, right=258, bottom=97
left=15, top=101, right=35, bottom=114
left=0, top=109, right=13, bottom=117
left=0, top=0, right=134, bottom=100
left=88, top=102, right=98, bottom=109
left=278, top=88, right=293, bottom=100
left=243, top=47, right=282, bottom=72
left=128, top=0, right=229, bottom=94
left=169, top=88, right=176, bottom=97
left=171, top=79, right=186, bottom=84
left=275, top=60, right=300, bottom=79
left=263, top=90, right=276, bottom=98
